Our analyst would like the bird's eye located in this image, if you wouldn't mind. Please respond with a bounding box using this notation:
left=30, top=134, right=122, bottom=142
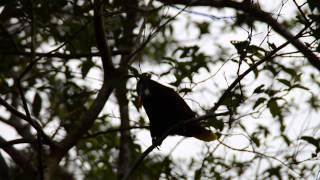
left=144, top=88, right=151, bottom=96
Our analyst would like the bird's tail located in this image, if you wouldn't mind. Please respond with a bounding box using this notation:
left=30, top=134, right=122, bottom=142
left=193, top=129, right=218, bottom=142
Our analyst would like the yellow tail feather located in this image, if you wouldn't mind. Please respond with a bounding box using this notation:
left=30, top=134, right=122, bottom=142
left=194, top=131, right=218, bottom=142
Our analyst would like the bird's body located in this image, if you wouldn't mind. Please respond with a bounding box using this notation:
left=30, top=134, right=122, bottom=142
left=137, top=77, right=217, bottom=145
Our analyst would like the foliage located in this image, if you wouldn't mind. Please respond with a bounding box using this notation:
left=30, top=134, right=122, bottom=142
left=0, top=0, right=319, bottom=180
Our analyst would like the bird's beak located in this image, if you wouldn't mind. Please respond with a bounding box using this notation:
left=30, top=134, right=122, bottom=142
left=137, top=95, right=142, bottom=110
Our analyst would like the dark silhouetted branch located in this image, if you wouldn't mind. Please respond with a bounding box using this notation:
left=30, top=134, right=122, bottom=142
left=84, top=126, right=150, bottom=139
left=122, top=24, right=310, bottom=180
left=0, top=136, right=36, bottom=178
left=55, top=0, right=116, bottom=164
left=0, top=138, right=35, bottom=148
left=0, top=50, right=128, bottom=59
left=157, top=0, right=320, bottom=71
left=0, top=97, right=55, bottom=148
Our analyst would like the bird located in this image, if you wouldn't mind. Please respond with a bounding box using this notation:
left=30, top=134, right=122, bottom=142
left=136, top=75, right=217, bottom=145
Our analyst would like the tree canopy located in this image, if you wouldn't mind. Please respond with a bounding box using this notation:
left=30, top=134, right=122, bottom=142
left=0, top=0, right=320, bottom=179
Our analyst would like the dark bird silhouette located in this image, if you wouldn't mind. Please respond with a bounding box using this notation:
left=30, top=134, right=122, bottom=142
left=137, top=76, right=217, bottom=145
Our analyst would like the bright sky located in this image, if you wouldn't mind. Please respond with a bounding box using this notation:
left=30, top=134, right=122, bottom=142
left=1, top=1, right=319, bottom=179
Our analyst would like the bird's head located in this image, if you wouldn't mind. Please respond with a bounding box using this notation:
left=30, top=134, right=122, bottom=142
left=136, top=73, right=152, bottom=108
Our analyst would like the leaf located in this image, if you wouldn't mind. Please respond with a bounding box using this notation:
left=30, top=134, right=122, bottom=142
left=301, top=136, right=320, bottom=149
left=247, top=44, right=265, bottom=57
left=291, top=84, right=309, bottom=91
left=205, top=118, right=224, bottom=131
left=307, top=0, right=319, bottom=11
left=128, top=66, right=139, bottom=77
left=194, top=168, right=201, bottom=180
left=268, top=42, right=277, bottom=50
left=32, top=92, right=42, bottom=117
left=231, top=40, right=249, bottom=57
left=195, top=21, right=210, bottom=35
left=267, top=98, right=281, bottom=117
left=281, top=134, right=291, bottom=146
left=178, top=88, right=192, bottom=94
left=253, top=97, right=266, bottom=109
left=213, top=119, right=224, bottom=131
left=277, top=78, right=291, bottom=87
left=253, top=85, right=265, bottom=94
left=317, top=43, right=320, bottom=53
left=301, top=136, right=320, bottom=154
left=81, top=59, right=94, bottom=78
left=251, top=135, right=260, bottom=147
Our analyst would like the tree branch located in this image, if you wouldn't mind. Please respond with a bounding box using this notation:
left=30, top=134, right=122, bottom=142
left=122, top=23, right=310, bottom=180
left=0, top=50, right=129, bottom=59
left=0, top=97, right=55, bottom=148
left=0, top=138, right=35, bottom=148
left=0, top=115, right=36, bottom=144
left=84, top=126, right=149, bottom=139
left=54, top=0, right=116, bottom=161
left=92, top=0, right=115, bottom=73
left=0, top=136, right=36, bottom=178
left=157, top=0, right=320, bottom=71
left=122, top=111, right=227, bottom=180
left=210, top=22, right=311, bottom=112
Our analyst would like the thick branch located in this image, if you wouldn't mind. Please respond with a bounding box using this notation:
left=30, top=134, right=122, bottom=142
left=54, top=0, right=116, bottom=161
left=0, top=138, right=35, bottom=148
left=157, top=0, right=320, bottom=71
left=0, top=115, right=35, bottom=142
left=92, top=0, right=115, bottom=74
left=0, top=97, right=55, bottom=148
left=0, top=136, right=36, bottom=177
left=116, top=0, right=139, bottom=179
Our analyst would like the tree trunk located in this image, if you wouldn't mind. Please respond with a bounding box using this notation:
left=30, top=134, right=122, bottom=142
left=116, top=83, right=132, bottom=179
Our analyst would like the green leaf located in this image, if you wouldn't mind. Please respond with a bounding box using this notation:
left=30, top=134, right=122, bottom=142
left=81, top=59, right=94, bottom=78
left=195, top=21, right=210, bottom=35
left=231, top=40, right=249, bottom=57
left=317, top=43, right=320, bottom=53
left=301, top=136, right=319, bottom=147
left=32, top=92, right=42, bottom=117
left=267, top=98, right=281, bottom=117
left=251, top=135, right=260, bottom=147
left=277, top=78, right=291, bottom=87
left=253, top=97, right=266, bottom=109
left=128, top=66, right=139, bottom=77
left=307, top=0, right=319, bottom=11
left=268, top=42, right=277, bottom=50
left=253, top=85, right=265, bottom=94
left=301, top=136, right=320, bottom=153
left=178, top=88, right=192, bottom=94
left=205, top=118, right=224, bottom=131
left=194, top=168, right=201, bottom=180
left=281, top=134, right=291, bottom=146
left=291, top=84, right=309, bottom=91
left=247, top=45, right=265, bottom=57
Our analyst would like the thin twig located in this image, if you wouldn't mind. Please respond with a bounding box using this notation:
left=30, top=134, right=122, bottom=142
left=84, top=126, right=149, bottom=138
left=17, top=82, right=44, bottom=180
left=210, top=22, right=312, bottom=113
left=126, top=4, right=188, bottom=64
left=217, top=139, right=301, bottom=177
left=0, top=50, right=128, bottom=58
left=122, top=111, right=227, bottom=180
left=18, top=20, right=92, bottom=80
left=158, top=0, right=320, bottom=71
left=29, top=2, right=44, bottom=178
left=122, top=22, right=311, bottom=180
